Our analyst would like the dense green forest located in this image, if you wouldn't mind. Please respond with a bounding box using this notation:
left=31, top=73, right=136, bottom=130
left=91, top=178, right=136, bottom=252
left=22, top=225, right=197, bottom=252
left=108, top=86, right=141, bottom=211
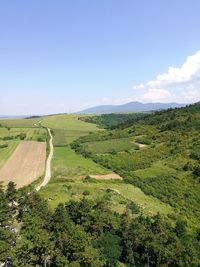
left=0, top=181, right=200, bottom=266
left=79, top=113, right=149, bottom=129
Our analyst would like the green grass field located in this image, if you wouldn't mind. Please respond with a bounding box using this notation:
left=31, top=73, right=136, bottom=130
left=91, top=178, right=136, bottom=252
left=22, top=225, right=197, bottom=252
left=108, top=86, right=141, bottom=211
left=41, top=114, right=101, bottom=145
left=0, top=117, right=41, bottom=127
left=134, top=161, right=178, bottom=178
left=42, top=114, right=109, bottom=178
left=0, top=127, right=47, bottom=142
left=40, top=178, right=173, bottom=216
left=42, top=114, right=97, bottom=130
left=52, top=146, right=109, bottom=178
left=82, top=137, right=138, bottom=154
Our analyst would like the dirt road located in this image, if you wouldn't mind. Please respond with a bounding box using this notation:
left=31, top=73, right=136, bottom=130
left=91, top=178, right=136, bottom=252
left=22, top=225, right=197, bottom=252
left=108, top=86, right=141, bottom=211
left=36, top=128, right=53, bottom=191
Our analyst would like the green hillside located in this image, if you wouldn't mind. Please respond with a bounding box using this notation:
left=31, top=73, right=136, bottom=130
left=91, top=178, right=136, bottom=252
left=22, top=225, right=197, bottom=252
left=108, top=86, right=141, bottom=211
left=1, top=106, right=200, bottom=266
left=72, top=103, right=200, bottom=230
left=32, top=114, right=173, bottom=219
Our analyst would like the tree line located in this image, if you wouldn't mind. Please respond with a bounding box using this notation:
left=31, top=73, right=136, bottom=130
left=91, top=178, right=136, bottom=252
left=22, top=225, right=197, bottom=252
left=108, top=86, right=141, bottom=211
left=0, top=182, right=200, bottom=266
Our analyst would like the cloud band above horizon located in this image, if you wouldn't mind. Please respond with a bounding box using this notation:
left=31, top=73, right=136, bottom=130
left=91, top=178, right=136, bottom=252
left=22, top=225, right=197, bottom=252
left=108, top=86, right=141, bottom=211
left=133, top=50, right=200, bottom=103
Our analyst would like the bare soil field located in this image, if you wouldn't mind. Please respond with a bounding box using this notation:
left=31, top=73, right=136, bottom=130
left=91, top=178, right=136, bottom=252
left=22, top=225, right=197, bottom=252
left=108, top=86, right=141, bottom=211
left=90, top=173, right=123, bottom=180
left=0, top=141, right=46, bottom=188
left=63, top=173, right=123, bottom=181
left=135, top=142, right=147, bottom=149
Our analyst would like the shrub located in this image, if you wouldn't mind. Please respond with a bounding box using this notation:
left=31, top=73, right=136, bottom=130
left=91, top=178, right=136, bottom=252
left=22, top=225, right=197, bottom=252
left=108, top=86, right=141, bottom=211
left=183, top=161, right=194, bottom=171
left=127, top=201, right=140, bottom=214
left=19, top=133, right=26, bottom=140
left=84, top=175, right=92, bottom=181
left=66, top=185, right=72, bottom=190
left=190, top=149, right=200, bottom=161
left=83, top=190, right=90, bottom=196
left=110, top=149, right=117, bottom=155
left=0, top=143, right=8, bottom=149
left=135, top=136, right=151, bottom=145
left=193, top=165, right=200, bottom=177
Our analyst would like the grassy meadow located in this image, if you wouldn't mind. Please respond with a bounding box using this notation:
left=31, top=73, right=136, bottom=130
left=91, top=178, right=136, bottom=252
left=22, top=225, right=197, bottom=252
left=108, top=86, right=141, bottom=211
left=52, top=146, right=109, bottom=178
left=40, top=178, right=173, bottom=215
left=0, top=117, right=41, bottom=127
left=81, top=137, right=139, bottom=154
left=41, top=114, right=100, bottom=144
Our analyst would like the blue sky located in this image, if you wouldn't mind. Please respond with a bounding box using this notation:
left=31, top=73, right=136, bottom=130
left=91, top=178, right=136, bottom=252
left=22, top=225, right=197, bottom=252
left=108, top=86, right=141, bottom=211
left=1, top=0, right=200, bottom=115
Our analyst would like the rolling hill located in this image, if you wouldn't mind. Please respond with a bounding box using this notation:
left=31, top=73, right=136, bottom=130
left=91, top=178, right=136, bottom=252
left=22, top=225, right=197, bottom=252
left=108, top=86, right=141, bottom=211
left=73, top=102, right=200, bottom=230
left=79, top=101, right=186, bottom=114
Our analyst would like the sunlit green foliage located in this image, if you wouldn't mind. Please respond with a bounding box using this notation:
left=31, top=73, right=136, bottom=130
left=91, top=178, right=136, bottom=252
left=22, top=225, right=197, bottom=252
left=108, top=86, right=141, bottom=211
left=72, top=103, right=200, bottom=229
left=1, top=185, right=199, bottom=266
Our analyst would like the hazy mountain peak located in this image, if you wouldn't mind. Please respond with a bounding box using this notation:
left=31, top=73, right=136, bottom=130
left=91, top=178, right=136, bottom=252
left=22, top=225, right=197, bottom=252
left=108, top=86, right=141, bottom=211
left=78, top=101, right=186, bottom=114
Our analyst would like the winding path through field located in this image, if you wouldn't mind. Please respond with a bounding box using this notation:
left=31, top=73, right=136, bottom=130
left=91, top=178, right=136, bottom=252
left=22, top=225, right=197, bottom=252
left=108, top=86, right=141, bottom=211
left=36, top=128, right=53, bottom=191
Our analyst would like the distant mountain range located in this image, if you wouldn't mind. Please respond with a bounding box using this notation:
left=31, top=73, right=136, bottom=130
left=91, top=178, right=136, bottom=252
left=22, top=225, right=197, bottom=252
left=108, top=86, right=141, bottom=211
left=78, top=101, right=186, bottom=114
left=0, top=115, right=27, bottom=119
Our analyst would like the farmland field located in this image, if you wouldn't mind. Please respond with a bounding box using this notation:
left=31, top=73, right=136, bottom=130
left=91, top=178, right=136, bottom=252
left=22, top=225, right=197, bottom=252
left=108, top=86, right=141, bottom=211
left=0, top=113, right=188, bottom=222
left=82, top=137, right=139, bottom=154
left=0, top=141, right=19, bottom=169
left=0, top=113, right=173, bottom=219
left=52, top=146, right=109, bottom=178
left=0, top=117, right=41, bottom=127
left=41, top=114, right=101, bottom=145
left=0, top=126, right=47, bottom=168
left=0, top=127, right=47, bottom=141
left=0, top=141, right=46, bottom=188
left=0, top=114, right=107, bottom=188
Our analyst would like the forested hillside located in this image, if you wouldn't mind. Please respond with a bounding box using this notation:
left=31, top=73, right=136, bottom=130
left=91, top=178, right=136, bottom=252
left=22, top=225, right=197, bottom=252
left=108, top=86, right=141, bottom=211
left=0, top=182, right=200, bottom=266
left=72, top=103, right=200, bottom=230
left=80, top=113, right=149, bottom=129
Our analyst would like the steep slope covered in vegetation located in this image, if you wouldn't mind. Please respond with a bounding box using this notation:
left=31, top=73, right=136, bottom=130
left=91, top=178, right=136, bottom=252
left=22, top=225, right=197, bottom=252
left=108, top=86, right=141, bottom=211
left=72, top=103, right=200, bottom=229
left=80, top=113, right=149, bottom=129
left=0, top=182, right=200, bottom=266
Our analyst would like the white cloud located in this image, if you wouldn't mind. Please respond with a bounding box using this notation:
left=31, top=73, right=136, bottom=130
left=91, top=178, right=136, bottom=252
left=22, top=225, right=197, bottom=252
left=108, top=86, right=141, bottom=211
left=133, top=50, right=200, bottom=103
left=102, top=97, right=109, bottom=103
left=143, top=88, right=171, bottom=101
left=182, top=89, right=200, bottom=100
left=133, top=83, right=145, bottom=90
left=147, top=50, right=200, bottom=87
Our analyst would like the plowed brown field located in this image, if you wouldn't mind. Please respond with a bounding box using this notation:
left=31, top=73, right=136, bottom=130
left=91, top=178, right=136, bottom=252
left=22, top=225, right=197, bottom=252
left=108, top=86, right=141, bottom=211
left=0, top=141, right=46, bottom=188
